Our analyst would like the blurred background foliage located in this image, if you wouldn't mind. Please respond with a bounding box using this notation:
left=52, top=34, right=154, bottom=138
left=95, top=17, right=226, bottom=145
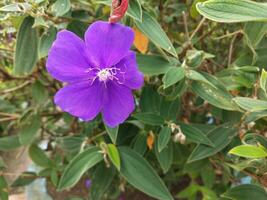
left=0, top=0, right=267, bottom=199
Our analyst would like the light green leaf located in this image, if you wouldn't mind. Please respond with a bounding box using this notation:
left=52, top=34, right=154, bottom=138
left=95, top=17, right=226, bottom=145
left=19, top=114, right=41, bottom=145
left=187, top=125, right=237, bottom=163
left=107, top=144, right=121, bottom=170
left=163, top=67, right=185, bottom=89
left=233, top=97, right=267, bottom=112
left=0, top=3, right=31, bottom=12
left=244, top=22, right=267, bottom=48
left=197, top=0, right=267, bottom=23
left=51, top=0, right=71, bottom=16
left=58, top=146, right=103, bottom=190
left=260, top=69, right=267, bottom=94
left=137, top=54, right=174, bottom=76
left=14, top=17, right=38, bottom=75
left=135, top=12, right=177, bottom=57
left=222, top=184, right=267, bottom=200
left=29, top=144, right=54, bottom=168
left=133, top=113, right=165, bottom=126
left=119, top=147, right=173, bottom=200
left=158, top=126, right=172, bottom=152
left=229, top=145, right=267, bottom=158
left=180, top=124, right=214, bottom=147
left=104, top=125, right=119, bottom=144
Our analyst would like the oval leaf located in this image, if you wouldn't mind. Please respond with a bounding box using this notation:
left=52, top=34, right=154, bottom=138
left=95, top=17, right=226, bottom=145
left=163, top=67, right=185, bottom=89
left=133, top=112, right=165, bottom=126
left=229, top=145, right=267, bottom=158
left=107, top=144, right=121, bottom=170
left=158, top=126, right=172, bottom=152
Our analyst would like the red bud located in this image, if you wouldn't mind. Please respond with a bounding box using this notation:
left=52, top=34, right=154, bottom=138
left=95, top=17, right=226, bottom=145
left=109, top=0, right=129, bottom=23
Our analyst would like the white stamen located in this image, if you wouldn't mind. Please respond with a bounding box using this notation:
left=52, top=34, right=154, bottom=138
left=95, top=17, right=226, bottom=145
left=97, top=69, right=112, bottom=82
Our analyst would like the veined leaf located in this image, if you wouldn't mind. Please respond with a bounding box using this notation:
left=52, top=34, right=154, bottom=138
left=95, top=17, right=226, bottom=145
left=163, top=67, right=185, bottom=89
left=197, top=0, right=267, bottom=23
left=233, top=97, right=267, bottom=112
left=158, top=126, right=172, bottom=152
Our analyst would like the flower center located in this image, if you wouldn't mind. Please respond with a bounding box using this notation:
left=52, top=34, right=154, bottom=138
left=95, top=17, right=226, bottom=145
left=97, top=69, right=112, bottom=82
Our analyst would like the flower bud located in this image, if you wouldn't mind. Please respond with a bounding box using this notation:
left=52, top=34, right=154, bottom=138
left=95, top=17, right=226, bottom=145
left=109, top=0, right=129, bottom=23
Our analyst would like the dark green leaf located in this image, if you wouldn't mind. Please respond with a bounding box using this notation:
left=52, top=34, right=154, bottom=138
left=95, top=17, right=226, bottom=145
left=163, top=67, right=185, bottom=89
left=29, top=144, right=54, bottom=168
left=39, top=27, right=57, bottom=58
left=133, top=113, right=165, bottom=126
left=105, top=125, right=119, bottom=144
left=119, top=147, right=173, bottom=200
left=58, top=146, right=103, bottom=190
left=128, top=0, right=142, bottom=21
left=0, top=135, right=21, bottom=151
left=158, top=126, right=172, bottom=152
left=14, top=17, right=38, bottom=75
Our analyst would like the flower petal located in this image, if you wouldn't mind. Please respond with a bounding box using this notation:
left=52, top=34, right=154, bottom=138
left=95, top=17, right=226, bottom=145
left=46, top=30, right=91, bottom=83
left=85, top=21, right=134, bottom=67
left=116, top=51, right=144, bottom=89
left=102, top=82, right=135, bottom=127
left=55, top=81, right=104, bottom=121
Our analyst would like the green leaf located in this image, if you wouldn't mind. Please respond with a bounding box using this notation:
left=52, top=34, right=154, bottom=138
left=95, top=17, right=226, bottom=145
left=90, top=164, right=116, bottom=200
left=135, top=12, right=177, bottom=57
left=191, top=73, right=237, bottom=111
left=0, top=3, right=31, bottom=12
left=39, top=27, right=57, bottom=58
left=187, top=70, right=215, bottom=88
left=197, top=0, right=267, bottom=23
left=51, top=0, right=71, bottom=16
left=229, top=145, right=267, bottom=158
left=11, top=172, right=36, bottom=187
left=158, top=126, right=172, bottom=152
left=32, top=81, right=48, bottom=104
left=233, top=97, right=267, bottom=112
left=14, top=16, right=38, bottom=75
left=163, top=67, right=185, bottom=89
left=128, top=0, right=142, bottom=21
left=187, top=125, right=237, bottom=163
left=222, top=184, right=267, bottom=200
left=244, top=22, right=267, bottom=48
left=155, top=141, right=173, bottom=173
left=104, top=125, right=119, bottom=144
left=57, top=146, right=103, bottom=190
left=137, top=54, right=174, bottom=76
left=133, top=134, right=147, bottom=155
left=180, top=124, right=214, bottom=147
left=260, top=69, right=267, bottom=94
left=29, top=144, right=54, bottom=168
left=119, top=147, right=173, bottom=200
left=133, top=113, right=165, bottom=126
left=107, top=144, right=121, bottom=170
left=19, top=114, right=41, bottom=145
left=0, top=136, right=21, bottom=151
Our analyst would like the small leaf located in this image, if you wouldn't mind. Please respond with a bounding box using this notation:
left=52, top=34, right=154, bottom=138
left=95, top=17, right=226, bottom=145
left=90, top=163, right=116, bottom=200
left=19, top=114, right=41, bottom=145
left=133, top=27, right=149, bottom=54
left=0, top=136, right=21, bottom=151
left=155, top=140, right=173, bottom=173
left=39, top=27, right=57, bottom=58
left=11, top=172, right=36, bottom=187
left=107, top=144, right=121, bottom=170
left=51, top=0, right=71, bottom=16
left=158, top=126, right=172, bottom=152
left=29, top=144, right=54, bottom=168
left=0, top=3, right=31, bottom=12
left=187, top=125, right=237, bottom=163
left=104, top=125, right=119, bottom=144
left=14, top=16, right=38, bottom=75
left=163, top=67, right=185, bottom=89
left=229, top=145, right=267, bottom=158
left=119, top=147, right=173, bottom=200
left=180, top=124, right=214, bottom=147
left=260, top=69, right=267, bottom=94
left=197, top=0, right=267, bottom=23
left=233, top=97, right=267, bottom=112
left=57, top=146, right=103, bottom=190
left=137, top=54, right=175, bottom=76
left=135, top=12, right=177, bottom=57
left=133, top=113, right=165, bottom=126
left=222, top=184, right=267, bottom=200
left=187, top=70, right=215, bottom=88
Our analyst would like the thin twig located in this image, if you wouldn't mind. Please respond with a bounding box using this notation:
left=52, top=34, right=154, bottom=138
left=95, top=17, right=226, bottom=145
left=0, top=80, right=32, bottom=94
left=190, top=17, right=206, bottom=40
left=182, top=11, right=190, bottom=43
left=228, top=34, right=238, bottom=67
left=213, top=30, right=243, bottom=40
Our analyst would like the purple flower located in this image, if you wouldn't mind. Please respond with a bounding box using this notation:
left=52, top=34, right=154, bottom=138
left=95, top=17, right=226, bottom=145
left=46, top=21, right=144, bottom=127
